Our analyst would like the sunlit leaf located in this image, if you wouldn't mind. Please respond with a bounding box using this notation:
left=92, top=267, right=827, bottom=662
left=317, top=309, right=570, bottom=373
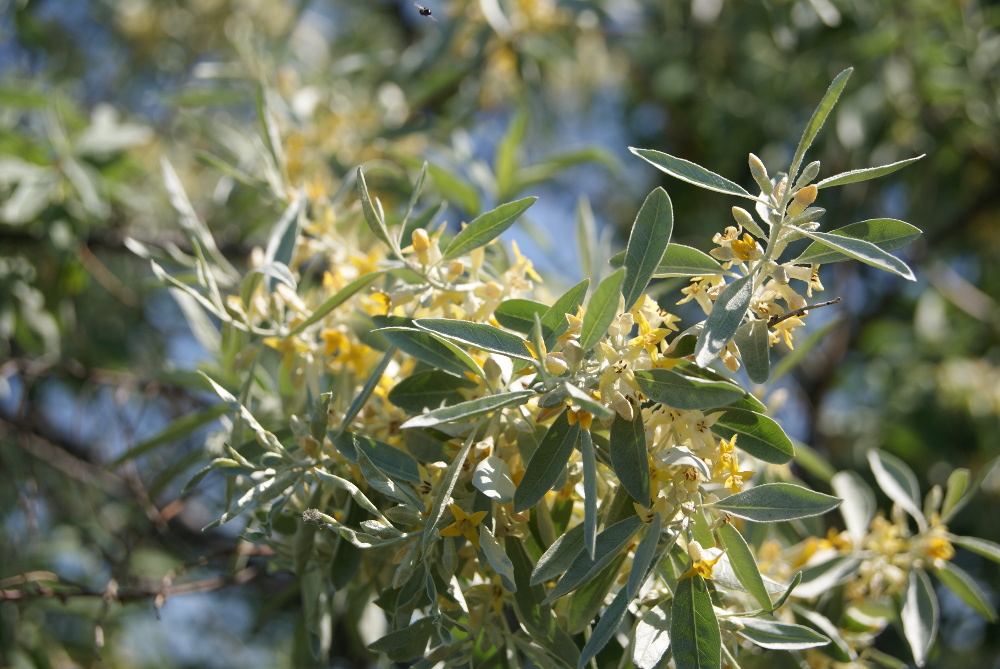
left=901, top=569, right=938, bottom=666
left=610, top=411, right=651, bottom=505
left=792, top=227, right=915, bottom=280
left=543, top=516, right=643, bottom=602
left=414, top=318, right=534, bottom=361
left=694, top=273, right=754, bottom=368
left=400, top=390, right=535, bottom=429
left=789, top=68, right=852, bottom=180
left=706, top=483, right=840, bottom=522
left=671, top=575, right=721, bottom=669
left=443, top=196, right=537, bottom=260
left=515, top=411, right=581, bottom=513
left=580, top=269, right=625, bottom=351
left=709, top=408, right=795, bottom=465
left=621, top=187, right=673, bottom=310
left=736, top=617, right=830, bottom=650
left=816, top=155, right=925, bottom=189
left=831, top=470, right=877, bottom=547
left=635, top=368, right=747, bottom=411
left=733, top=320, right=770, bottom=384
left=631, top=147, right=755, bottom=201
left=868, top=449, right=927, bottom=530
left=717, top=523, right=772, bottom=612
left=933, top=561, right=997, bottom=622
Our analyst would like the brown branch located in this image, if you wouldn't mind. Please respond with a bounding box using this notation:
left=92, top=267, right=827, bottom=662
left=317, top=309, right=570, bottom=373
left=75, top=243, right=140, bottom=308
left=768, top=297, right=842, bottom=328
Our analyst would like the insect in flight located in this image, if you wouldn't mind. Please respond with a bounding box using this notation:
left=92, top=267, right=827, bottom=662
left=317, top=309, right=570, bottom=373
left=413, top=3, right=436, bottom=20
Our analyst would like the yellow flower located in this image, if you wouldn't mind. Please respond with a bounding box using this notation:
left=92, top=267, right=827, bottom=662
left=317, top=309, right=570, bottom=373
left=771, top=316, right=805, bottom=349
left=439, top=503, right=489, bottom=548
left=678, top=541, right=724, bottom=580
left=263, top=335, right=311, bottom=366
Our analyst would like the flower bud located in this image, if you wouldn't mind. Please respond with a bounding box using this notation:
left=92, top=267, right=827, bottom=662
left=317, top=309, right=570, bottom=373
left=749, top=153, right=772, bottom=195
left=794, top=161, right=821, bottom=190
left=786, top=185, right=818, bottom=218
left=484, top=357, right=503, bottom=385
left=731, top=206, right=767, bottom=238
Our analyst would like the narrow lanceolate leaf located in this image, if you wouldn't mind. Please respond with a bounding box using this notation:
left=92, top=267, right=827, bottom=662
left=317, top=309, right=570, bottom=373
left=424, top=432, right=476, bottom=553
left=387, top=369, right=477, bottom=413
left=630, top=147, right=755, bottom=201
left=288, top=270, right=386, bottom=336
left=330, top=431, right=421, bottom=483
left=736, top=618, right=830, bottom=651
left=902, top=569, right=938, bottom=667
left=867, top=449, right=927, bottom=530
left=514, top=412, right=581, bottom=513
left=398, top=161, right=428, bottom=238
left=733, top=320, right=770, bottom=384
left=655, top=244, right=724, bottom=277
left=793, top=219, right=922, bottom=266
left=442, top=196, right=537, bottom=261
left=578, top=513, right=663, bottom=668
left=473, top=455, right=516, bottom=504
left=580, top=430, right=598, bottom=559
left=793, top=607, right=856, bottom=662
left=368, top=616, right=437, bottom=661
left=941, top=468, right=971, bottom=521
left=414, top=318, right=534, bottom=361
left=263, top=196, right=303, bottom=291
left=831, top=470, right=877, bottom=547
left=109, top=403, right=229, bottom=468
left=400, top=391, right=535, bottom=429
left=542, top=516, right=643, bottom=602
left=817, top=155, right=925, bottom=189
left=541, top=278, right=589, bottom=348
left=942, top=455, right=1000, bottom=522
left=479, top=525, right=517, bottom=593
left=709, top=408, right=795, bottom=465
left=634, top=368, right=746, bottom=411
left=531, top=523, right=586, bottom=585
left=948, top=535, right=1000, bottom=564
left=933, top=561, right=997, bottom=621
left=375, top=322, right=483, bottom=378
left=580, top=269, right=625, bottom=352
left=494, top=298, right=550, bottom=334
left=671, top=575, right=722, bottom=669
left=706, top=483, right=841, bottom=522
left=621, top=187, right=673, bottom=310
left=694, top=273, right=755, bottom=368
left=610, top=411, right=651, bottom=505
left=790, top=68, right=852, bottom=180
left=793, top=227, right=915, bottom=281
left=717, top=523, right=772, bottom=612
left=634, top=600, right=672, bottom=669
left=357, top=167, right=397, bottom=255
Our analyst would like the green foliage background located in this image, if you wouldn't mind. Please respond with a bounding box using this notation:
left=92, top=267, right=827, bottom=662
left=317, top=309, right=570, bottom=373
left=1, top=0, right=998, bottom=666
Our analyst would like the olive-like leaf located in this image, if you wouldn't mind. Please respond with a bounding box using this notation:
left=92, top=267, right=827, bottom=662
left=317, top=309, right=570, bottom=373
left=831, top=470, right=877, bottom=546
left=472, top=455, right=516, bottom=504
left=671, top=575, right=722, bottom=669
left=442, top=196, right=537, bottom=260
left=357, top=167, right=398, bottom=255
left=631, top=147, right=755, bottom=201
left=610, top=243, right=724, bottom=278
left=514, top=411, right=581, bottom=513
left=694, top=273, right=755, bottom=368
left=793, top=556, right=863, bottom=599
left=948, top=535, right=1000, bottom=564
left=621, top=187, right=673, bottom=310
left=494, top=298, right=550, bottom=334
left=288, top=270, right=386, bottom=336
left=580, top=269, right=625, bottom=351
left=867, top=449, right=926, bottom=530
left=367, top=615, right=437, bottom=661
left=901, top=569, right=938, bottom=666
left=387, top=369, right=477, bottom=413
left=634, top=600, right=672, bottom=669
left=793, top=218, right=921, bottom=265
left=793, top=227, right=915, bottom=281
left=580, top=430, right=598, bottom=559
left=789, top=68, right=852, bottom=181
left=733, top=319, right=770, bottom=384
left=709, top=408, right=795, bottom=465
left=400, top=390, right=535, bottom=429
left=414, top=318, right=534, bottom=361
left=329, top=431, right=421, bottom=483
left=717, top=522, right=772, bottom=612
left=816, top=155, right=925, bottom=189
left=635, top=368, right=747, bottom=411
left=541, top=279, right=589, bottom=348
left=933, top=561, right=998, bottom=621
left=542, top=515, right=643, bottom=602
left=373, top=323, right=477, bottom=378
left=610, top=410, right=651, bottom=505
left=736, top=617, right=830, bottom=650
left=706, top=483, right=841, bottom=522
left=479, top=525, right=517, bottom=593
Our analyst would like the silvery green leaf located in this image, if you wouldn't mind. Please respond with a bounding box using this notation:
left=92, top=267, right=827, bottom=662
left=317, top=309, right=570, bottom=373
left=671, top=575, right=722, bottom=669
left=733, top=320, right=770, bottom=384
left=423, top=432, right=476, bottom=553
left=442, top=196, right=537, bottom=261
left=400, top=390, right=535, bottom=429
left=941, top=468, right=970, bottom=520
left=610, top=410, right=651, bottom=505
left=581, top=430, right=598, bottom=559
left=707, top=483, right=841, bottom=523
left=414, top=318, right=534, bottom=361
left=901, top=569, right=938, bottom=666
left=792, top=226, right=915, bottom=280
left=543, top=515, right=643, bottom=602
left=793, top=219, right=922, bottom=265
left=634, top=368, right=747, bottom=411
left=263, top=196, right=303, bottom=291
left=621, top=187, right=673, bottom=310
left=634, top=600, right=672, bottom=669
left=580, top=269, right=625, bottom=351
left=479, top=525, right=517, bottom=593
left=948, top=535, right=1000, bottom=564
left=388, top=369, right=478, bottom=413
left=514, top=411, right=581, bottom=513
left=660, top=446, right=713, bottom=480
left=934, top=561, right=998, bottom=621
left=717, top=522, right=772, bottom=611
left=541, top=279, right=589, bottom=348
left=694, top=273, right=755, bottom=368
left=472, top=455, right=515, bottom=503
left=531, top=522, right=586, bottom=585
left=789, top=68, right=852, bottom=181
left=709, top=408, right=795, bottom=465
left=494, top=298, right=550, bottom=334
left=357, top=167, right=398, bottom=256
left=831, top=470, right=877, bottom=546
left=816, top=155, right=925, bottom=189
left=288, top=270, right=386, bottom=336
left=736, top=617, right=830, bottom=650
left=941, top=455, right=1000, bottom=523
left=793, top=556, right=864, bottom=599
left=868, top=449, right=927, bottom=530
left=631, top=147, right=755, bottom=201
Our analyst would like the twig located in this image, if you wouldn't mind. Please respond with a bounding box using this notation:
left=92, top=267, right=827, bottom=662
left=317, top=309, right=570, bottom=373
left=768, top=297, right=842, bottom=328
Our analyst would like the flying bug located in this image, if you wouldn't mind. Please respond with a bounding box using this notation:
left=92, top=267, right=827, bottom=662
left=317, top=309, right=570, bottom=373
left=413, top=3, right=436, bottom=19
